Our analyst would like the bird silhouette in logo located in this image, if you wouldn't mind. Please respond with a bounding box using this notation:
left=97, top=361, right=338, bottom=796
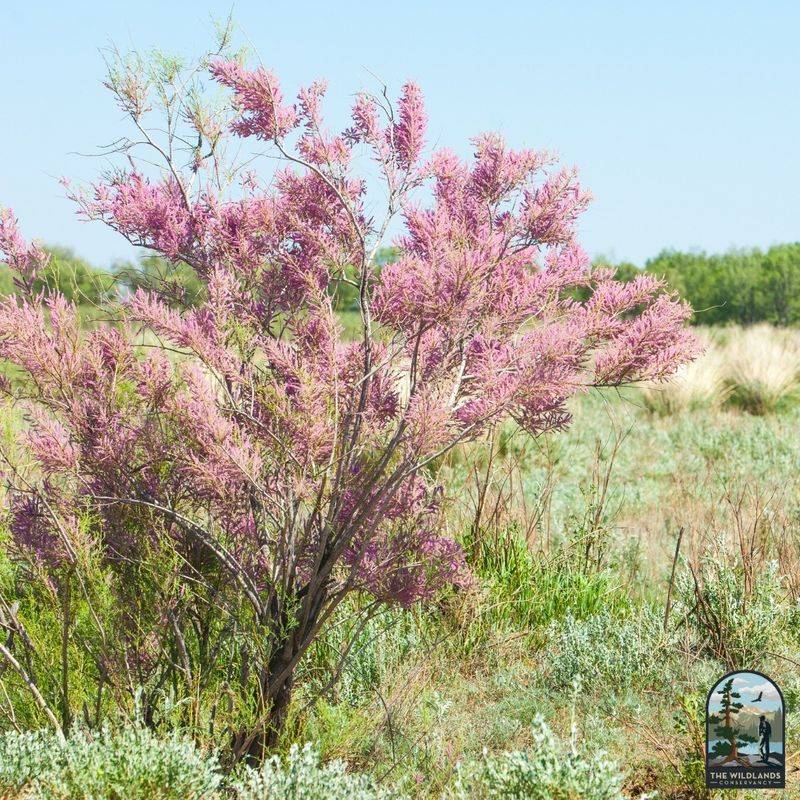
left=753, top=691, right=763, bottom=702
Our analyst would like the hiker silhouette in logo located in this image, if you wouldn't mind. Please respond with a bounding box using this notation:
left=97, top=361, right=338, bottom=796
left=759, top=715, right=772, bottom=764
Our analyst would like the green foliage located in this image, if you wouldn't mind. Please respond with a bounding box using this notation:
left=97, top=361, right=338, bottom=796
left=0, top=245, right=115, bottom=306
left=0, top=726, right=222, bottom=799
left=671, top=692, right=711, bottom=798
left=302, top=604, right=422, bottom=706
left=447, top=717, right=629, bottom=800
left=455, top=527, right=626, bottom=655
left=0, top=264, right=12, bottom=295
left=233, top=743, right=405, bottom=800
left=677, top=557, right=790, bottom=669
left=644, top=243, right=800, bottom=325
left=115, top=253, right=204, bottom=306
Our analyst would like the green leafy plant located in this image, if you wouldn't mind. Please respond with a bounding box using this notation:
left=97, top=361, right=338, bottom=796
left=679, top=556, right=788, bottom=669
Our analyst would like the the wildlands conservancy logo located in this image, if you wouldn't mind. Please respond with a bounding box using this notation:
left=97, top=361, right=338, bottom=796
left=706, top=670, right=785, bottom=789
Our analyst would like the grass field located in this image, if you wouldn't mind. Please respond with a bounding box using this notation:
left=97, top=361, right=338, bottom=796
left=2, top=325, right=800, bottom=798
left=288, top=365, right=800, bottom=798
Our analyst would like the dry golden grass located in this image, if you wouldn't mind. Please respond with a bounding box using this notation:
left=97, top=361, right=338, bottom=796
left=642, top=324, right=800, bottom=415
left=725, top=323, right=800, bottom=413
left=641, top=330, right=729, bottom=414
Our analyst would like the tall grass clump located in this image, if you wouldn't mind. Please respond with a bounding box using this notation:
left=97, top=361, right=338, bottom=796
left=451, top=427, right=631, bottom=647
left=640, top=332, right=729, bottom=415
left=725, top=324, right=800, bottom=414
left=466, top=528, right=626, bottom=633
left=642, top=324, right=800, bottom=415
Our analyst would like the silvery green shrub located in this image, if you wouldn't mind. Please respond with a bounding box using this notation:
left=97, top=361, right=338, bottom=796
left=0, top=726, right=222, bottom=799
left=545, top=607, right=671, bottom=690
left=305, top=605, right=421, bottom=706
left=447, top=717, right=628, bottom=800
left=233, top=743, right=405, bottom=800
left=677, top=555, right=787, bottom=667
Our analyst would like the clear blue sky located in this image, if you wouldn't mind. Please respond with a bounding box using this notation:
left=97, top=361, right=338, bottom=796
left=1, top=1, right=798, bottom=267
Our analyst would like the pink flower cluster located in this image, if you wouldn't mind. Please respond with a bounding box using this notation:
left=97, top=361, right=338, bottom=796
left=0, top=208, right=50, bottom=295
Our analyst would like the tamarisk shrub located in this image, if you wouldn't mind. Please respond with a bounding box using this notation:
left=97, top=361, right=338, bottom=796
left=0, top=39, right=697, bottom=761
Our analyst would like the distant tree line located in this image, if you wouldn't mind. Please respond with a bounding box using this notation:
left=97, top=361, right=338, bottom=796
left=3, top=242, right=800, bottom=325
left=600, top=243, right=800, bottom=326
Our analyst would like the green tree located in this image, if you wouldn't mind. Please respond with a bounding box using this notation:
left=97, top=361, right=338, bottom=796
left=757, top=243, right=800, bottom=325
left=645, top=249, right=730, bottom=324
left=708, top=678, right=757, bottom=765
left=644, top=244, right=800, bottom=326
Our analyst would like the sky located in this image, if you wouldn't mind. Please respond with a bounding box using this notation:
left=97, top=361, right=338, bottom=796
left=1, top=1, right=798, bottom=268
left=708, top=672, right=781, bottom=714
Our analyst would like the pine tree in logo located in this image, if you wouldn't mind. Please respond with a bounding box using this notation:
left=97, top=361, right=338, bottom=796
left=709, top=678, right=757, bottom=765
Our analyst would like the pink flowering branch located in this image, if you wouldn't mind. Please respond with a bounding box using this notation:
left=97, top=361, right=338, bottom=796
left=0, top=209, right=51, bottom=297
